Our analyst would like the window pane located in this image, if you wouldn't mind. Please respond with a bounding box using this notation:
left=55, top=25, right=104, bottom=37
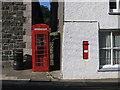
left=113, top=50, right=120, bottom=64
left=100, top=49, right=111, bottom=65
left=110, top=2, right=116, bottom=9
left=99, top=32, right=111, bottom=48
left=113, top=32, right=120, bottom=47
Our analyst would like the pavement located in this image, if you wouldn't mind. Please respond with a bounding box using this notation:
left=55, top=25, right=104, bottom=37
left=1, top=61, right=120, bottom=90
left=1, top=61, right=62, bottom=81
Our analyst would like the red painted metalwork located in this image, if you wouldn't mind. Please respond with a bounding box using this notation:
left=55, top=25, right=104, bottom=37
left=32, top=24, right=49, bottom=71
left=83, top=41, right=89, bottom=59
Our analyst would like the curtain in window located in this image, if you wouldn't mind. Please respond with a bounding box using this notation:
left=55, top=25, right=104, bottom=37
left=100, top=32, right=111, bottom=48
left=99, top=32, right=111, bottom=65
left=100, top=49, right=111, bottom=65
left=113, top=32, right=120, bottom=64
left=113, top=32, right=120, bottom=47
left=113, top=50, right=120, bottom=64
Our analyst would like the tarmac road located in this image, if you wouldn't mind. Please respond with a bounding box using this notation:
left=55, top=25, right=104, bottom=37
left=2, top=80, right=120, bottom=90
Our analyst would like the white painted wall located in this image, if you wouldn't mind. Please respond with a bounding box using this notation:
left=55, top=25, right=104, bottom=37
left=62, top=1, right=120, bottom=79
left=62, top=22, right=118, bottom=79
left=64, top=2, right=119, bottom=29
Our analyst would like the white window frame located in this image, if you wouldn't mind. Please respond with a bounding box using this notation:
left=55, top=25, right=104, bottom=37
left=100, top=31, right=120, bottom=69
left=109, top=0, right=120, bottom=13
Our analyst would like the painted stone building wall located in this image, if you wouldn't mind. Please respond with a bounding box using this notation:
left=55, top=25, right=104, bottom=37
left=62, top=1, right=120, bottom=79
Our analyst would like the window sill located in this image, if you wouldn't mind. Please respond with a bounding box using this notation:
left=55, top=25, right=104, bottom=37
left=98, top=65, right=120, bottom=72
left=109, top=9, right=120, bottom=15
left=109, top=12, right=120, bottom=15
left=98, top=68, right=120, bottom=72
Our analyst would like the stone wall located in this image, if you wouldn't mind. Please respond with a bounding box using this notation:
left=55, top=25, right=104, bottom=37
left=2, top=2, right=31, bottom=62
left=0, top=1, right=2, bottom=62
left=0, top=1, right=2, bottom=88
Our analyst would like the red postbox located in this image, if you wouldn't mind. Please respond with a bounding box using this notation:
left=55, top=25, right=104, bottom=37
left=83, top=41, right=89, bottom=59
left=32, top=24, right=49, bottom=71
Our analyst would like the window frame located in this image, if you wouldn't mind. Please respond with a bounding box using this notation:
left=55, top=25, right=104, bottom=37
left=109, top=0, right=120, bottom=14
left=99, top=30, right=120, bottom=70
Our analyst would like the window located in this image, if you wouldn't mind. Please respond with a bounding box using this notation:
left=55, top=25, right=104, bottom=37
left=99, top=30, right=120, bottom=69
left=109, top=0, right=120, bottom=14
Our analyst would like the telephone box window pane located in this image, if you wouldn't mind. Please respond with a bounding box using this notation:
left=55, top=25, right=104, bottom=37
left=38, top=58, right=40, bottom=62
left=38, top=55, right=44, bottom=58
left=45, top=51, right=47, bottom=53
left=36, top=63, right=38, bottom=66
left=45, top=34, right=46, bottom=39
left=113, top=50, right=120, bottom=64
left=37, top=42, right=44, bottom=45
left=37, top=51, right=44, bottom=54
left=37, top=47, right=44, bottom=50
left=110, top=2, right=116, bottom=9
left=41, top=63, right=43, bottom=66
left=35, top=34, right=36, bottom=38
left=38, top=63, right=40, bottom=66
left=100, top=49, right=111, bottom=65
left=37, top=38, right=44, bottom=42
left=37, top=34, right=44, bottom=38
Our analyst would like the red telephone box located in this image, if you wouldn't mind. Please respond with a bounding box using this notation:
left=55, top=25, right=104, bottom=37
left=32, top=24, right=49, bottom=71
left=83, top=41, right=89, bottom=59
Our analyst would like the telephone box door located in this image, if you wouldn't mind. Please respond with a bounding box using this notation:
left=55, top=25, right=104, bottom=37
left=32, top=24, right=49, bottom=71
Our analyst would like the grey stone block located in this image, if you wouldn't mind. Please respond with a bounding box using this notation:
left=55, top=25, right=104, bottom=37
left=2, top=34, right=11, bottom=38
left=16, top=11, right=23, bottom=16
left=2, top=46, right=8, bottom=50
left=2, top=39, right=9, bottom=43
left=3, top=51, right=12, bottom=55
left=14, top=2, right=23, bottom=5
left=9, top=44, right=13, bottom=49
left=9, top=39, right=15, bottom=43
left=11, top=36, right=17, bottom=39
left=2, top=56, right=8, bottom=61
left=8, top=56, right=14, bottom=60
left=17, top=36, right=23, bottom=39
left=2, top=11, right=8, bottom=15
left=2, top=5, right=9, bottom=10
left=2, top=2, right=14, bottom=5
left=0, top=39, right=1, bottom=43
